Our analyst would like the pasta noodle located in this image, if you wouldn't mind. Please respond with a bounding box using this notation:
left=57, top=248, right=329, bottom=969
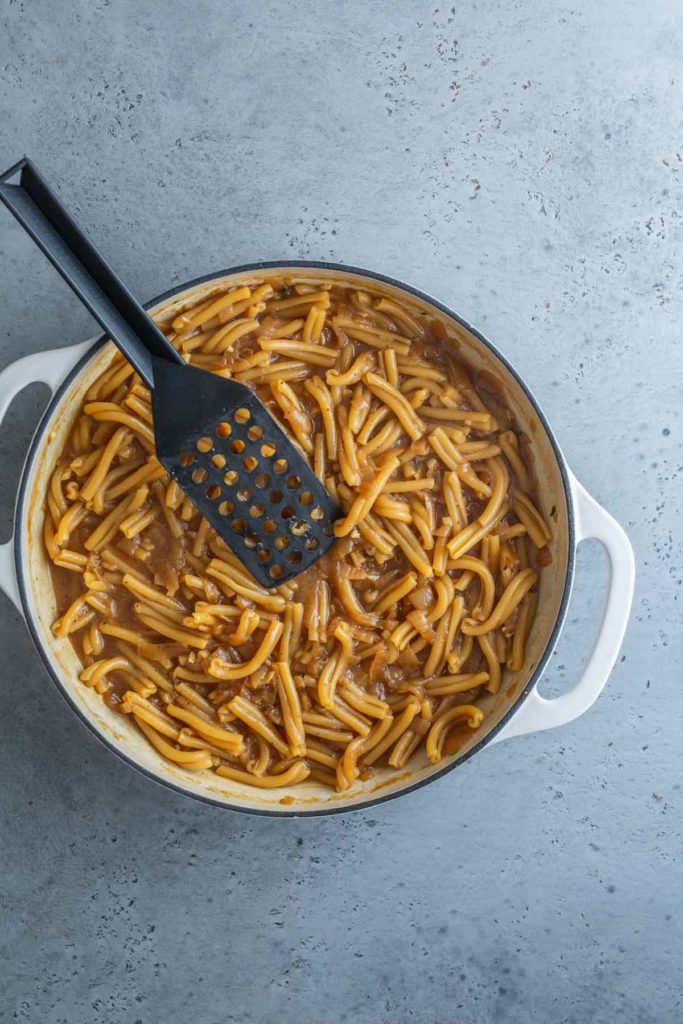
left=45, top=277, right=551, bottom=791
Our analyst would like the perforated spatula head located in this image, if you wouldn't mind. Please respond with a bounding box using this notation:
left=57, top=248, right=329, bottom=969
left=0, top=158, right=340, bottom=586
left=151, top=357, right=338, bottom=584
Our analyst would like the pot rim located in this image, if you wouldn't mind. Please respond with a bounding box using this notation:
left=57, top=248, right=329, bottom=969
left=14, top=260, right=576, bottom=817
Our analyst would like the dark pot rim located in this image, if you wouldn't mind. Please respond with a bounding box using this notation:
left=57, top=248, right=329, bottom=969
left=14, top=260, right=576, bottom=817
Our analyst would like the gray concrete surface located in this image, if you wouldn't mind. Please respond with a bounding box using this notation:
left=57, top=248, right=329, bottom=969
left=0, top=1, right=681, bottom=1021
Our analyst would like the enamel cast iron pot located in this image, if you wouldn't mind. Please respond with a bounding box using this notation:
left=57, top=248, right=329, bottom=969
left=0, top=263, right=635, bottom=816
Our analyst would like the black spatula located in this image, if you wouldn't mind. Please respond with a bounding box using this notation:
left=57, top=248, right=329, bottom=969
left=0, top=158, right=339, bottom=587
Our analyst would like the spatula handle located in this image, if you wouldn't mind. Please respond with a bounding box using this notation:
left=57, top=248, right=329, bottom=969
left=0, top=158, right=183, bottom=389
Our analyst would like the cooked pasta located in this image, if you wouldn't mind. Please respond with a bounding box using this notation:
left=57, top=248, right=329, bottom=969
left=45, top=277, right=552, bottom=793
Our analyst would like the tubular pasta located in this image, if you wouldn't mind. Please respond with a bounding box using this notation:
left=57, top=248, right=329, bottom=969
left=364, top=371, right=425, bottom=441
left=45, top=277, right=550, bottom=791
left=208, top=620, right=284, bottom=679
left=363, top=703, right=421, bottom=766
left=425, top=705, right=484, bottom=763
left=135, top=717, right=213, bottom=769
left=166, top=703, right=244, bottom=753
left=304, top=376, right=337, bottom=457
left=275, top=662, right=306, bottom=756
left=216, top=761, right=310, bottom=787
left=227, top=694, right=289, bottom=756
left=334, top=455, right=400, bottom=537
left=461, top=569, right=537, bottom=636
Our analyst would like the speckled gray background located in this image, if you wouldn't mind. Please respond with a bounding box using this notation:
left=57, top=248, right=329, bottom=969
left=0, top=1, right=680, bottom=1022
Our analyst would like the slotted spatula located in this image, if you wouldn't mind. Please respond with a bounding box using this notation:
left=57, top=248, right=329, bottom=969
left=0, top=158, right=339, bottom=587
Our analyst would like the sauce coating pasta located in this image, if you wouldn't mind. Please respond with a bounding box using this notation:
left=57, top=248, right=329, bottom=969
left=45, top=278, right=551, bottom=792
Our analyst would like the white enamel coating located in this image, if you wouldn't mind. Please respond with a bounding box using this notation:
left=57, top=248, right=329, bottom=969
left=492, top=472, right=635, bottom=743
left=0, top=267, right=636, bottom=813
left=0, top=339, right=94, bottom=615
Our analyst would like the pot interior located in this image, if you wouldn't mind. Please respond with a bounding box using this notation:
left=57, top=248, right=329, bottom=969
left=20, top=266, right=571, bottom=813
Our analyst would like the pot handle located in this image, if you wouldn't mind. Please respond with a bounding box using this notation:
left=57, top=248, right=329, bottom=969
left=491, top=472, right=635, bottom=744
left=0, top=339, right=95, bottom=615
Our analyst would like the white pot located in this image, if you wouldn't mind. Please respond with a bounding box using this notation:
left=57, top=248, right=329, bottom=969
left=0, top=264, right=635, bottom=815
